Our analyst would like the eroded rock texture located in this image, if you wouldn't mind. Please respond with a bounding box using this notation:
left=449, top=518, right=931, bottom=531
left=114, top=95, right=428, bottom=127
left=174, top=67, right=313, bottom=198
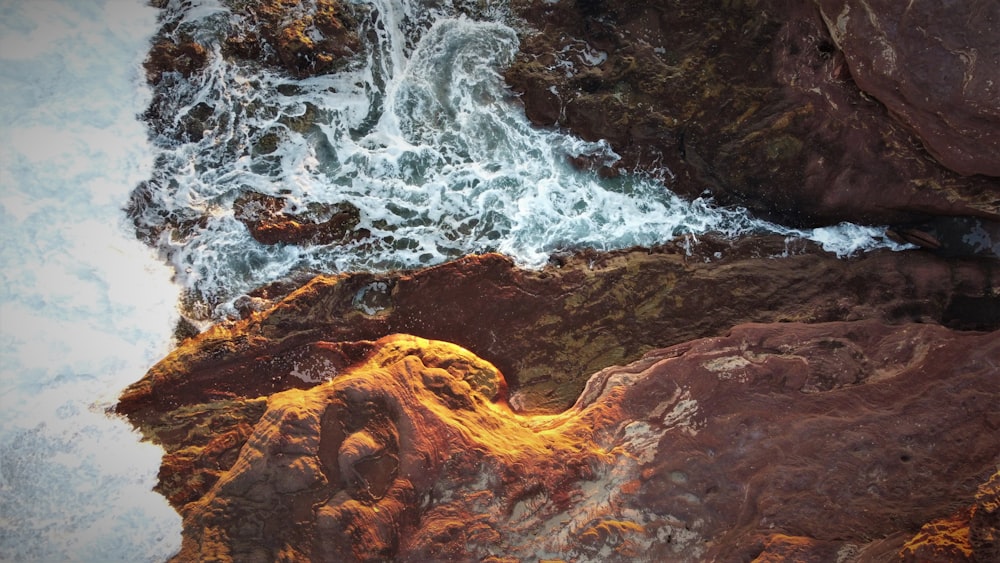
left=505, top=0, right=1000, bottom=226
left=117, top=244, right=1000, bottom=561
left=221, top=0, right=360, bottom=77
left=119, top=240, right=1000, bottom=415
left=122, top=1, right=1000, bottom=560
left=143, top=0, right=359, bottom=83
left=233, top=191, right=366, bottom=246
left=123, top=324, right=999, bottom=562
left=816, top=0, right=1000, bottom=177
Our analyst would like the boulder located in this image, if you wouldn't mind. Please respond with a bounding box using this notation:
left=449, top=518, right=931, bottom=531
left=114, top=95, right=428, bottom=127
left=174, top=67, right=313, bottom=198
left=233, top=191, right=365, bottom=246
left=126, top=323, right=1000, bottom=561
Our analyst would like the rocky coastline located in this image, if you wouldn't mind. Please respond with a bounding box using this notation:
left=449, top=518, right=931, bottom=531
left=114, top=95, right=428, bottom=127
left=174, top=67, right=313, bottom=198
left=123, top=0, right=999, bottom=561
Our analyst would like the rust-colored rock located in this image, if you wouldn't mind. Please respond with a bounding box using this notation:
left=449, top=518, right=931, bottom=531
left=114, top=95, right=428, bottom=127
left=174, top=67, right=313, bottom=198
left=125, top=322, right=1000, bottom=561
left=222, top=0, right=360, bottom=77
left=118, top=240, right=1000, bottom=416
left=144, top=39, right=208, bottom=85
left=971, top=471, right=1000, bottom=561
left=898, top=509, right=975, bottom=562
left=233, top=191, right=365, bottom=246
left=505, top=0, right=1000, bottom=226
left=897, top=470, right=1000, bottom=562
left=815, top=0, right=1000, bottom=177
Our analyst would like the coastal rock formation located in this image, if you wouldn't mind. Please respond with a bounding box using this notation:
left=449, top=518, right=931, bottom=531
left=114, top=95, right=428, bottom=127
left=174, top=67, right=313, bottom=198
left=816, top=0, right=1000, bottom=177
left=144, top=39, right=208, bottom=84
left=118, top=243, right=1000, bottom=514
left=121, top=324, right=1000, bottom=561
left=898, top=471, right=1000, bottom=561
left=233, top=191, right=366, bottom=246
left=143, top=0, right=359, bottom=84
left=504, top=0, right=1000, bottom=226
left=121, top=1, right=1000, bottom=561
left=118, top=240, right=1000, bottom=415
left=222, top=0, right=360, bottom=77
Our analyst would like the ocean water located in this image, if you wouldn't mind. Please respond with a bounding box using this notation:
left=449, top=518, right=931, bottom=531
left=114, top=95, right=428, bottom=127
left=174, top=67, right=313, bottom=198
left=133, top=0, right=907, bottom=319
left=0, top=0, right=183, bottom=561
left=0, top=0, right=908, bottom=561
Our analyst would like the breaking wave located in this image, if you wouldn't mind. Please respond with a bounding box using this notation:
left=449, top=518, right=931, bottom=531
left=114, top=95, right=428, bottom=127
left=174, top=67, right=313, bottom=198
left=131, top=0, right=907, bottom=318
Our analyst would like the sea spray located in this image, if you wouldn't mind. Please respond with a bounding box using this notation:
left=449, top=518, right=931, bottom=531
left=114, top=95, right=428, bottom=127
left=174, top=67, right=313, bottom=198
left=131, top=0, right=910, bottom=323
left=0, top=0, right=182, bottom=560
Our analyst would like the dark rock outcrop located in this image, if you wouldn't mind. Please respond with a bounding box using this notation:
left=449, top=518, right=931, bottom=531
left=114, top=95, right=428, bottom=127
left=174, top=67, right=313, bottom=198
left=222, top=0, right=360, bottom=77
left=504, top=0, right=1000, bottom=226
left=888, top=216, right=1000, bottom=260
left=121, top=2, right=1000, bottom=561
left=144, top=39, right=208, bottom=84
left=233, top=191, right=366, bottom=246
left=119, top=240, right=1000, bottom=415
left=815, top=0, right=1000, bottom=177
left=142, top=0, right=360, bottom=84
left=117, top=243, right=999, bottom=520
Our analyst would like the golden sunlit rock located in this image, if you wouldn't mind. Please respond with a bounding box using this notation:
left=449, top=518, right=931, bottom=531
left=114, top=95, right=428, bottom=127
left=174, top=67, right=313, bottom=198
left=125, top=321, right=999, bottom=561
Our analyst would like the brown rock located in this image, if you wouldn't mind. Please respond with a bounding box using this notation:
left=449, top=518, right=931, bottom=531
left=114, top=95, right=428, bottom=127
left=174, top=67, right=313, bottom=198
left=970, top=470, right=1000, bottom=561
left=128, top=322, right=1000, bottom=561
left=144, top=39, right=208, bottom=85
left=898, top=509, right=974, bottom=562
left=222, top=0, right=360, bottom=77
left=895, top=469, right=1000, bottom=563
left=118, top=240, right=1000, bottom=418
left=815, top=0, right=1000, bottom=177
left=505, top=0, right=1000, bottom=226
left=232, top=191, right=365, bottom=246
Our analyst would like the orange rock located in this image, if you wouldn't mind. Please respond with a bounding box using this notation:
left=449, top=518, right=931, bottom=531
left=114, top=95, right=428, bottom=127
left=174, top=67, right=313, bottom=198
left=899, top=509, right=973, bottom=562
left=118, top=242, right=1000, bottom=416
left=144, top=40, right=207, bottom=84
left=126, top=321, right=999, bottom=561
left=220, top=0, right=360, bottom=77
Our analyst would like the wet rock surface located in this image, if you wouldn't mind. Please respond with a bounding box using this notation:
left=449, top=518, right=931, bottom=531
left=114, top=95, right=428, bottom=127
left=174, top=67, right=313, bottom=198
left=143, top=0, right=359, bottom=84
left=504, top=0, right=1000, bottom=226
left=221, top=0, right=361, bottom=77
left=118, top=240, right=1000, bottom=415
left=122, top=324, right=999, bottom=562
left=816, top=0, right=1000, bottom=177
left=118, top=242, right=1000, bottom=540
left=120, top=1, right=1000, bottom=561
left=233, top=191, right=366, bottom=246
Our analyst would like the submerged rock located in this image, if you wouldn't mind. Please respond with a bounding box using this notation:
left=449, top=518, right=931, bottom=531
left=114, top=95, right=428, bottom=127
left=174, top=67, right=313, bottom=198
left=121, top=323, right=999, bottom=561
left=888, top=216, right=1000, bottom=259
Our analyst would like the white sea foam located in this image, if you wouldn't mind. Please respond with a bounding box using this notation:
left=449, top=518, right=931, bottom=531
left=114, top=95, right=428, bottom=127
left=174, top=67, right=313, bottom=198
left=0, top=0, right=182, bottom=560
left=133, top=0, right=909, bottom=318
